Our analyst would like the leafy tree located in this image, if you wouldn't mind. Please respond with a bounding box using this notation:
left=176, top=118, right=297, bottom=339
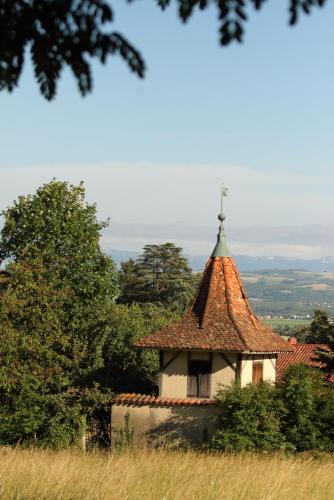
left=0, top=180, right=119, bottom=376
left=293, top=310, right=334, bottom=376
left=0, top=1, right=328, bottom=99
left=99, top=303, right=178, bottom=394
left=118, top=243, right=199, bottom=313
left=0, top=260, right=84, bottom=446
left=0, top=0, right=144, bottom=101
left=0, top=180, right=118, bottom=446
left=211, top=366, right=334, bottom=453
left=212, top=382, right=286, bottom=452
left=318, top=384, right=334, bottom=451
left=277, top=364, right=324, bottom=451
left=292, top=309, right=334, bottom=344
left=118, top=258, right=140, bottom=302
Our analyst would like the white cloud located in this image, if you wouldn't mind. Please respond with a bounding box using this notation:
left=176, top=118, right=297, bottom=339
left=230, top=243, right=324, bottom=259
left=1, top=162, right=333, bottom=258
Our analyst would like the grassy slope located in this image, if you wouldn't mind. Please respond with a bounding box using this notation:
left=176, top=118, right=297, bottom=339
left=241, top=270, right=334, bottom=316
left=0, top=448, right=333, bottom=500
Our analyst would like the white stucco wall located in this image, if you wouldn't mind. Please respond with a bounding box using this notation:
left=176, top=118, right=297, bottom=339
left=159, top=351, right=278, bottom=397
left=240, top=354, right=277, bottom=387
left=263, top=356, right=276, bottom=382
left=211, top=352, right=236, bottom=397
left=240, top=355, right=253, bottom=387
left=159, top=351, right=188, bottom=398
left=160, top=350, right=237, bottom=398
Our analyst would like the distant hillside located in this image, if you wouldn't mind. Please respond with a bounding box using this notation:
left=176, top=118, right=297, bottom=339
left=111, top=249, right=334, bottom=316
left=188, top=255, right=334, bottom=273
left=241, top=269, right=334, bottom=317
left=111, top=249, right=334, bottom=273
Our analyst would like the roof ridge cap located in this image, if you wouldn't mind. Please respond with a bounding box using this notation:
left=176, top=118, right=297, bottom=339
left=222, top=258, right=248, bottom=350
left=187, top=258, right=212, bottom=317
left=200, top=259, right=217, bottom=329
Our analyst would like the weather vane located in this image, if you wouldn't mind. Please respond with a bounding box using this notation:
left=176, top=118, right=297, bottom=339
left=220, top=183, right=228, bottom=218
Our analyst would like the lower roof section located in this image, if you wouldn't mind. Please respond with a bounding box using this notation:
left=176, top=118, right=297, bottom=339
left=277, top=342, right=334, bottom=381
left=112, top=393, right=216, bottom=407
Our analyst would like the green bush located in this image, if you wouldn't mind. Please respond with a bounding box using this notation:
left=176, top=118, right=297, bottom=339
left=212, top=365, right=334, bottom=453
left=318, top=384, right=334, bottom=451
left=277, top=364, right=334, bottom=452
left=277, top=364, right=324, bottom=451
left=211, top=383, right=286, bottom=452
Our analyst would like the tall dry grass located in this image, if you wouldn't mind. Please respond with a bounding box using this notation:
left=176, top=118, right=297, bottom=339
left=0, top=447, right=333, bottom=500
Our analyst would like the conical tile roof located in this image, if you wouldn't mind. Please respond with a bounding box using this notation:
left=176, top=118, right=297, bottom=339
left=136, top=205, right=292, bottom=353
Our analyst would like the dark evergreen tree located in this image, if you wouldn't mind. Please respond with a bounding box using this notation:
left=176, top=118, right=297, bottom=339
left=305, top=310, right=334, bottom=343
left=294, top=310, right=334, bottom=376
left=118, top=243, right=200, bottom=313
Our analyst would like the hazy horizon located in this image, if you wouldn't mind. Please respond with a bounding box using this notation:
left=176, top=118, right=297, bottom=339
left=1, top=164, right=333, bottom=260
left=104, top=222, right=334, bottom=260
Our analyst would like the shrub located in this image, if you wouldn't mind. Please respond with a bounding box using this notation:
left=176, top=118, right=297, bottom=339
left=211, top=383, right=286, bottom=452
left=277, top=364, right=334, bottom=452
left=277, top=364, right=324, bottom=451
left=212, top=365, right=334, bottom=453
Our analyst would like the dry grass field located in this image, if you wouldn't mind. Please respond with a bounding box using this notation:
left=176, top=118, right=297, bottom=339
left=0, top=447, right=333, bottom=500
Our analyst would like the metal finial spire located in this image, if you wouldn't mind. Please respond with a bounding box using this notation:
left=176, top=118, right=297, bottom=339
left=211, top=183, right=231, bottom=257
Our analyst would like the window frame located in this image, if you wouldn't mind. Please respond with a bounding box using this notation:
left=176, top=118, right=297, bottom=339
left=187, top=353, right=212, bottom=398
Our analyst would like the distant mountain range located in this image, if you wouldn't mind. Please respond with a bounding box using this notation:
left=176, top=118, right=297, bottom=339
left=110, top=249, right=334, bottom=273
left=103, top=223, right=334, bottom=262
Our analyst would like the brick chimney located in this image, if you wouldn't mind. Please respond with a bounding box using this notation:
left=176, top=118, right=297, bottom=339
left=288, top=337, right=298, bottom=347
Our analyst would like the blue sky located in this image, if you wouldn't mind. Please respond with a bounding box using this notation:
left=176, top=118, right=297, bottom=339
left=1, top=2, right=334, bottom=257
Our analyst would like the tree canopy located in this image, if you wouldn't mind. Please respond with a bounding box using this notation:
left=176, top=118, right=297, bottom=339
left=0, top=180, right=119, bottom=446
left=0, top=260, right=85, bottom=446
left=100, top=303, right=178, bottom=394
left=0, top=0, right=328, bottom=100
left=289, top=310, right=334, bottom=376
left=212, top=382, right=285, bottom=452
left=212, top=364, right=334, bottom=453
left=305, top=309, right=334, bottom=344
left=0, top=180, right=181, bottom=447
left=118, top=242, right=200, bottom=313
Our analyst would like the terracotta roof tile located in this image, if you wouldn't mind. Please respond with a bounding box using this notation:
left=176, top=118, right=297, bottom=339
left=136, top=257, right=292, bottom=353
left=112, top=393, right=216, bottom=407
left=277, top=343, right=334, bottom=381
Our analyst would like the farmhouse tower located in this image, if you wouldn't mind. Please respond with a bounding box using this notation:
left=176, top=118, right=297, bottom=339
left=136, top=193, right=292, bottom=398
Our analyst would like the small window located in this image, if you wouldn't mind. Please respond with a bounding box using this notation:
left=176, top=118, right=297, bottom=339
left=252, top=362, right=263, bottom=385
left=187, top=359, right=211, bottom=398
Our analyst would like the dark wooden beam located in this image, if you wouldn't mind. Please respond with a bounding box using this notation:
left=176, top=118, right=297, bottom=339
left=219, top=352, right=236, bottom=372
left=236, top=354, right=242, bottom=386
left=160, top=351, right=181, bottom=372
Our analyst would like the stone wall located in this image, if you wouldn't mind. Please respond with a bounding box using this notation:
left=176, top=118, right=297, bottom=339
left=111, top=403, right=221, bottom=448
